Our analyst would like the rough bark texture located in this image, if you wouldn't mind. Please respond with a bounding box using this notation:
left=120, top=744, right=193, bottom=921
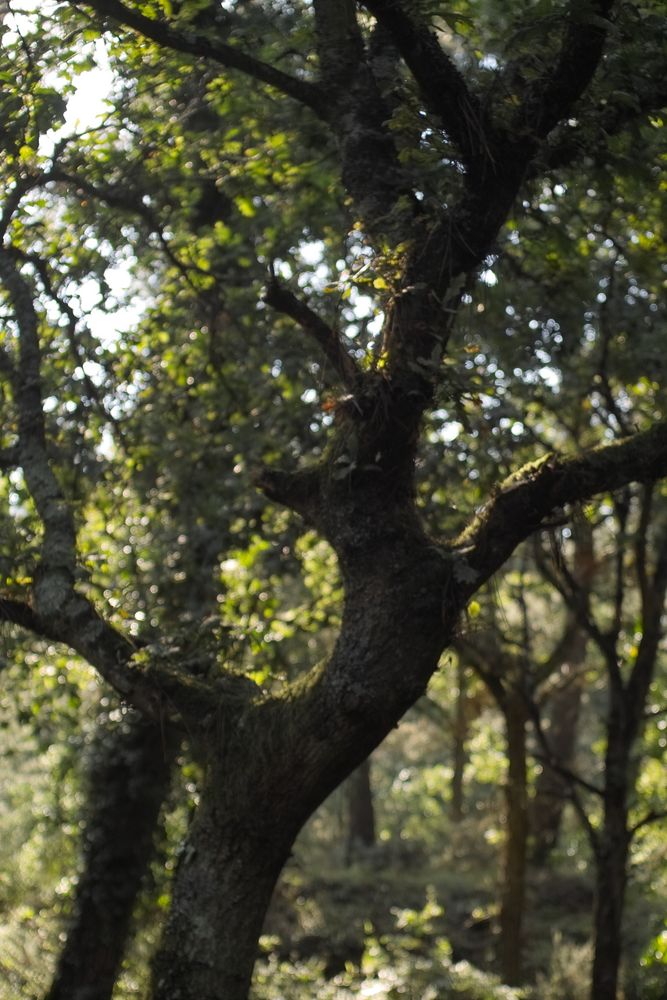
left=45, top=713, right=177, bottom=1000
left=151, top=788, right=290, bottom=1000
left=149, top=518, right=453, bottom=999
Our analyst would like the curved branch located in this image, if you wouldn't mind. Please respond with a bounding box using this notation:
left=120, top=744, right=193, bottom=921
left=263, top=269, right=362, bottom=392
left=0, top=590, right=145, bottom=701
left=0, top=245, right=78, bottom=609
left=0, top=247, right=159, bottom=710
left=72, top=0, right=327, bottom=118
left=513, top=0, right=615, bottom=140
left=0, top=596, right=39, bottom=632
left=454, top=420, right=667, bottom=597
left=46, top=167, right=207, bottom=287
left=362, top=0, right=491, bottom=180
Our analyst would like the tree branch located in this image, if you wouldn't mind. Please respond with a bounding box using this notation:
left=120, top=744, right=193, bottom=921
left=533, top=535, right=621, bottom=686
left=263, top=269, right=361, bottom=393
left=454, top=420, right=667, bottom=598
left=629, top=809, right=667, bottom=838
left=524, top=688, right=601, bottom=851
left=72, top=0, right=327, bottom=118
left=46, top=167, right=206, bottom=288
left=0, top=596, right=40, bottom=631
left=634, top=484, right=653, bottom=613
left=513, top=0, right=616, bottom=140
left=0, top=245, right=78, bottom=612
left=528, top=698, right=603, bottom=799
left=0, top=246, right=161, bottom=711
left=455, top=634, right=507, bottom=708
left=362, top=0, right=492, bottom=181
left=253, top=465, right=321, bottom=524
left=625, top=524, right=667, bottom=733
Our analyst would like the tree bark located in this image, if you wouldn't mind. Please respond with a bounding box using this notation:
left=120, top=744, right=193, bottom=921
left=46, top=711, right=177, bottom=1000
left=451, top=660, right=469, bottom=822
left=531, top=656, right=586, bottom=864
left=590, top=683, right=632, bottom=1000
left=151, top=764, right=295, bottom=1000
left=591, top=815, right=629, bottom=1000
left=499, top=691, right=529, bottom=986
left=345, top=757, right=376, bottom=862
left=150, top=520, right=452, bottom=1000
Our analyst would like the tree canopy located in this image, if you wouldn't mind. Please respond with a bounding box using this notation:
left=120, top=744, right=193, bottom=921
left=1, top=2, right=666, bottom=999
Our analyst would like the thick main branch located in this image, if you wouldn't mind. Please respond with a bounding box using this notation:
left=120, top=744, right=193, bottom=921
left=363, top=0, right=490, bottom=180
left=514, top=0, right=616, bottom=139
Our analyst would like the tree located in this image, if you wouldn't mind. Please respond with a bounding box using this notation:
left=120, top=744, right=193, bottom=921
left=1, top=2, right=666, bottom=998
left=456, top=526, right=593, bottom=986
left=534, top=486, right=667, bottom=1000
left=45, top=711, right=178, bottom=1000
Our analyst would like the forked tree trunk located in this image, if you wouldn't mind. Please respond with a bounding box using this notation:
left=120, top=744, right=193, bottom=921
left=499, top=691, right=529, bottom=986
left=151, top=523, right=452, bottom=1000
left=46, top=712, right=176, bottom=1000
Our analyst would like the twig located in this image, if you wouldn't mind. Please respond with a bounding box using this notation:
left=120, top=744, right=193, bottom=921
left=629, top=809, right=667, bottom=838
left=263, top=266, right=361, bottom=393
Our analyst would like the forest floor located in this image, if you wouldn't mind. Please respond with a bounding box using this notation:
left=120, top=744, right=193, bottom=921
left=263, top=839, right=664, bottom=995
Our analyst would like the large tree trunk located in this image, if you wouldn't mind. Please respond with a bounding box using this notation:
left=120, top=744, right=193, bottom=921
left=151, top=520, right=452, bottom=1000
left=151, top=790, right=290, bottom=1000
left=499, top=691, right=529, bottom=986
left=46, top=711, right=177, bottom=1000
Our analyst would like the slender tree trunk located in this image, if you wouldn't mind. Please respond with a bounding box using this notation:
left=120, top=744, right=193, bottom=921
left=499, top=691, right=529, bottom=986
left=345, top=756, right=376, bottom=862
left=451, top=659, right=468, bottom=821
left=591, top=802, right=629, bottom=1000
left=46, top=711, right=177, bottom=1000
left=531, top=660, right=585, bottom=864
left=590, top=695, right=631, bottom=1000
